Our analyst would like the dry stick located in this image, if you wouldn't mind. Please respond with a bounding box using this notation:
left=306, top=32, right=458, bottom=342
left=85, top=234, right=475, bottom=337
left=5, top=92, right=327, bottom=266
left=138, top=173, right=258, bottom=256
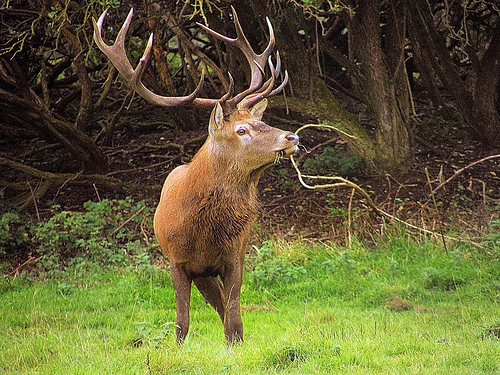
left=347, top=187, right=355, bottom=248
left=27, top=180, right=41, bottom=221
left=110, top=205, right=146, bottom=237
left=291, top=123, right=485, bottom=247
left=8, top=256, right=43, bottom=278
left=424, top=167, right=448, bottom=252
left=427, top=154, right=500, bottom=200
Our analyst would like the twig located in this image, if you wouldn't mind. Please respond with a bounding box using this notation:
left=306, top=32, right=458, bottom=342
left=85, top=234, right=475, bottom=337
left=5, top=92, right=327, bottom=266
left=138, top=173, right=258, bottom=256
left=145, top=353, right=152, bottom=375
left=93, top=183, right=102, bottom=202
left=295, top=136, right=339, bottom=163
left=27, top=180, right=40, bottom=221
left=347, top=187, right=355, bottom=248
left=291, top=123, right=483, bottom=247
left=53, top=170, right=83, bottom=201
left=105, top=154, right=184, bottom=177
left=430, top=154, right=500, bottom=195
left=110, top=205, right=146, bottom=237
left=8, top=256, right=43, bottom=278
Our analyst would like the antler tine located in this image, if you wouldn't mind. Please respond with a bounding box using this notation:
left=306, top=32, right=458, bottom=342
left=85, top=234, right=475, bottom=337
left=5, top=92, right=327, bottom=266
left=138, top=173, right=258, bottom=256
left=93, top=9, right=209, bottom=107
left=218, top=72, right=235, bottom=103
left=265, top=50, right=289, bottom=97
left=196, top=7, right=277, bottom=110
left=239, top=52, right=289, bottom=109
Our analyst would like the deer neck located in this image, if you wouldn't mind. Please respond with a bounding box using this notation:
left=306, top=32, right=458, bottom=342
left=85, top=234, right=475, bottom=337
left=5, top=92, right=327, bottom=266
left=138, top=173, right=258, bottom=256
left=189, top=138, right=260, bottom=191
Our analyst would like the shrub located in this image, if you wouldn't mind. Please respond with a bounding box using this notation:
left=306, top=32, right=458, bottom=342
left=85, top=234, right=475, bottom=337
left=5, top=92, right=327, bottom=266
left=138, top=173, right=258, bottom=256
left=248, top=242, right=307, bottom=288
left=0, top=212, right=30, bottom=256
left=2, top=198, right=157, bottom=276
left=302, top=146, right=364, bottom=177
left=421, top=267, right=465, bottom=291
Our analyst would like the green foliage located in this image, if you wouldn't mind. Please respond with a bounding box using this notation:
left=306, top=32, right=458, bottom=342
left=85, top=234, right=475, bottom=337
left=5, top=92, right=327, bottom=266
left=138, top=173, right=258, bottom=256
left=132, top=321, right=177, bottom=348
left=247, top=241, right=307, bottom=287
left=261, top=341, right=315, bottom=370
left=478, top=322, right=500, bottom=341
left=302, top=146, right=364, bottom=177
left=2, top=198, right=156, bottom=276
left=1, top=236, right=500, bottom=374
left=421, top=267, right=465, bottom=291
left=0, top=212, right=29, bottom=256
left=89, top=0, right=120, bottom=7
left=484, top=220, right=500, bottom=248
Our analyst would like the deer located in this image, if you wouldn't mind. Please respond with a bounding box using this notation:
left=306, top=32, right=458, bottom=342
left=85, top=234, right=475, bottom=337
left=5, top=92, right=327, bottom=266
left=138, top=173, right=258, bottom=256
left=93, top=7, right=299, bottom=344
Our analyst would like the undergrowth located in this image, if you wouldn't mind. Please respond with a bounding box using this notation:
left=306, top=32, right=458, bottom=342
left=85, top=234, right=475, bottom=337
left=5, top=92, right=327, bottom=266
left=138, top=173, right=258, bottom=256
left=0, top=198, right=157, bottom=278
left=1, top=231, right=499, bottom=374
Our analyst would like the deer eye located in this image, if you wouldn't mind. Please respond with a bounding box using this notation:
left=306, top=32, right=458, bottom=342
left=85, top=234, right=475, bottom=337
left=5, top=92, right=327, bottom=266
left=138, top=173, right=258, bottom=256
left=236, top=127, right=247, bottom=136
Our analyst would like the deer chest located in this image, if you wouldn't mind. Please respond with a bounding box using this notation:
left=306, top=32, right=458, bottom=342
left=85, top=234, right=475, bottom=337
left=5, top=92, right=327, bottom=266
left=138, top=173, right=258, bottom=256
left=191, top=187, right=259, bottom=249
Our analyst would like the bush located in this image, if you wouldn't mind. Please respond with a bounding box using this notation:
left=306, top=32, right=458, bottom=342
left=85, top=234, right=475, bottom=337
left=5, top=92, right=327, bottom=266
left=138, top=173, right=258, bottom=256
left=1, top=198, right=157, bottom=276
left=0, top=212, right=30, bottom=256
left=248, top=242, right=307, bottom=288
left=302, top=146, right=364, bottom=177
left=421, top=267, right=465, bottom=291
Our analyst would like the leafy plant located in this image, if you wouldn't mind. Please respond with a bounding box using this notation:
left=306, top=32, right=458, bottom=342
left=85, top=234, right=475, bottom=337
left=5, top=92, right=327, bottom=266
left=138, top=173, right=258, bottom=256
left=302, top=146, right=364, bottom=177
left=421, top=267, right=465, bottom=291
left=3, top=198, right=156, bottom=276
left=484, top=220, right=500, bottom=248
left=132, top=321, right=176, bottom=348
left=0, top=212, right=29, bottom=256
left=478, top=322, right=500, bottom=341
left=248, top=242, right=307, bottom=287
left=262, top=341, right=314, bottom=370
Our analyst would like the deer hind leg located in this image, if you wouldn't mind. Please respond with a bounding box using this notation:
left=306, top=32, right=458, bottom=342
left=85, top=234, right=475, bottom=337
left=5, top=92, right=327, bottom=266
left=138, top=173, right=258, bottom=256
left=193, top=277, right=225, bottom=322
left=170, top=264, right=192, bottom=344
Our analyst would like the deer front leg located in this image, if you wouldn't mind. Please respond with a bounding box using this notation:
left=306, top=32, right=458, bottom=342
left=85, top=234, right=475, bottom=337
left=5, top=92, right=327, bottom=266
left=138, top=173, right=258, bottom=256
left=222, top=264, right=244, bottom=344
left=170, top=264, right=192, bottom=344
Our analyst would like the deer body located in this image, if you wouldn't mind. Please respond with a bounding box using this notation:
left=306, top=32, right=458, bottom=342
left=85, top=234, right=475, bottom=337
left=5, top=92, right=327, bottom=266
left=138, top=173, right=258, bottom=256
left=93, top=7, right=298, bottom=344
left=154, top=103, right=298, bottom=343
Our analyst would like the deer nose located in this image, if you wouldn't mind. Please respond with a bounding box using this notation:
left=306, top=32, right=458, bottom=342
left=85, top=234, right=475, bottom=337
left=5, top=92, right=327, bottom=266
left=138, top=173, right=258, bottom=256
left=286, top=133, right=299, bottom=145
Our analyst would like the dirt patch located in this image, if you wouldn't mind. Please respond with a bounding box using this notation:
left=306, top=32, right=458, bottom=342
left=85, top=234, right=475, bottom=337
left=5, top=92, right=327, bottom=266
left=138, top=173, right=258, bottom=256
left=385, top=295, right=426, bottom=313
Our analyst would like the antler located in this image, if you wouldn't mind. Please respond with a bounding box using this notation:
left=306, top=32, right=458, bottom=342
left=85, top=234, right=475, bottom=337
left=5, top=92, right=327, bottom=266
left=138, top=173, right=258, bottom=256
left=93, top=7, right=287, bottom=112
left=197, top=6, right=288, bottom=111
left=93, top=8, right=218, bottom=109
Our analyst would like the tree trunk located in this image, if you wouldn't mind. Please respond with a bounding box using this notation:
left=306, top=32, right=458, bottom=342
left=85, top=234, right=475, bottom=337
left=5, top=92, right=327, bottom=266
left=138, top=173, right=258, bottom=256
left=248, top=0, right=412, bottom=175
left=61, top=28, right=93, bottom=133
left=408, top=0, right=500, bottom=151
left=347, top=0, right=411, bottom=174
left=470, top=25, right=500, bottom=150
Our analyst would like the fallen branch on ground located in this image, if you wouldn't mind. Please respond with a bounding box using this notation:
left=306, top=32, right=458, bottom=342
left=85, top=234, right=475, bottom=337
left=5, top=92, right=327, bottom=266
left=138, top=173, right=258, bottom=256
left=0, top=156, right=158, bottom=210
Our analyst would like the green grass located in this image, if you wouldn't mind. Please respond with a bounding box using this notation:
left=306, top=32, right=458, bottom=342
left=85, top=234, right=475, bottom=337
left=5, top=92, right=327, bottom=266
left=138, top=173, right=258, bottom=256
left=1, top=237, right=499, bottom=374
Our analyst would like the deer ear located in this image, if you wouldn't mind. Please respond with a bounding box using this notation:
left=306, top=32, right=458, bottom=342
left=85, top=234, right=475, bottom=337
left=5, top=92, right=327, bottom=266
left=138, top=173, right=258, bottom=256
left=209, top=102, right=224, bottom=136
left=249, top=98, right=268, bottom=120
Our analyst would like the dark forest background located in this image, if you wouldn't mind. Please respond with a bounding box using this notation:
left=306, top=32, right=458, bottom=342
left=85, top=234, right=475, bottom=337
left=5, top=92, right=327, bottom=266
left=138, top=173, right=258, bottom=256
left=1, top=0, right=499, bottom=262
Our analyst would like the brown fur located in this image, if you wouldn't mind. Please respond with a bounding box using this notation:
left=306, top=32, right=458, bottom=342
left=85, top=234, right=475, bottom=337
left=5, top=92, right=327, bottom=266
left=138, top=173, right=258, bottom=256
left=154, top=101, right=298, bottom=344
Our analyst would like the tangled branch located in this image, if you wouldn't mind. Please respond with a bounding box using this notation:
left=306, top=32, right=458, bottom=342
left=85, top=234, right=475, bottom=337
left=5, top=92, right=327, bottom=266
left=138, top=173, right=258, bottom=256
left=291, top=123, right=497, bottom=247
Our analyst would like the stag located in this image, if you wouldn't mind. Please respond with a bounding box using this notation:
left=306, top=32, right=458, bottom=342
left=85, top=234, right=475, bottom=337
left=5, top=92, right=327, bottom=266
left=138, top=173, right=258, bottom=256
left=93, top=7, right=299, bottom=344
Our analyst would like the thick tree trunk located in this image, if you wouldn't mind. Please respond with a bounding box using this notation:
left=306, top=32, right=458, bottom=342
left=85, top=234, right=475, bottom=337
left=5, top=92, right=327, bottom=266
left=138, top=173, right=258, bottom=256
left=248, top=0, right=410, bottom=175
left=408, top=0, right=500, bottom=151
left=347, top=0, right=411, bottom=174
left=470, top=26, right=500, bottom=150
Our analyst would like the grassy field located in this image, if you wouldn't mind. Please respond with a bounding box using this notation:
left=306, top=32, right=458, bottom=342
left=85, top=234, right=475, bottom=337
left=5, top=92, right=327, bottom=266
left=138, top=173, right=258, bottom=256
left=1, top=236, right=499, bottom=374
